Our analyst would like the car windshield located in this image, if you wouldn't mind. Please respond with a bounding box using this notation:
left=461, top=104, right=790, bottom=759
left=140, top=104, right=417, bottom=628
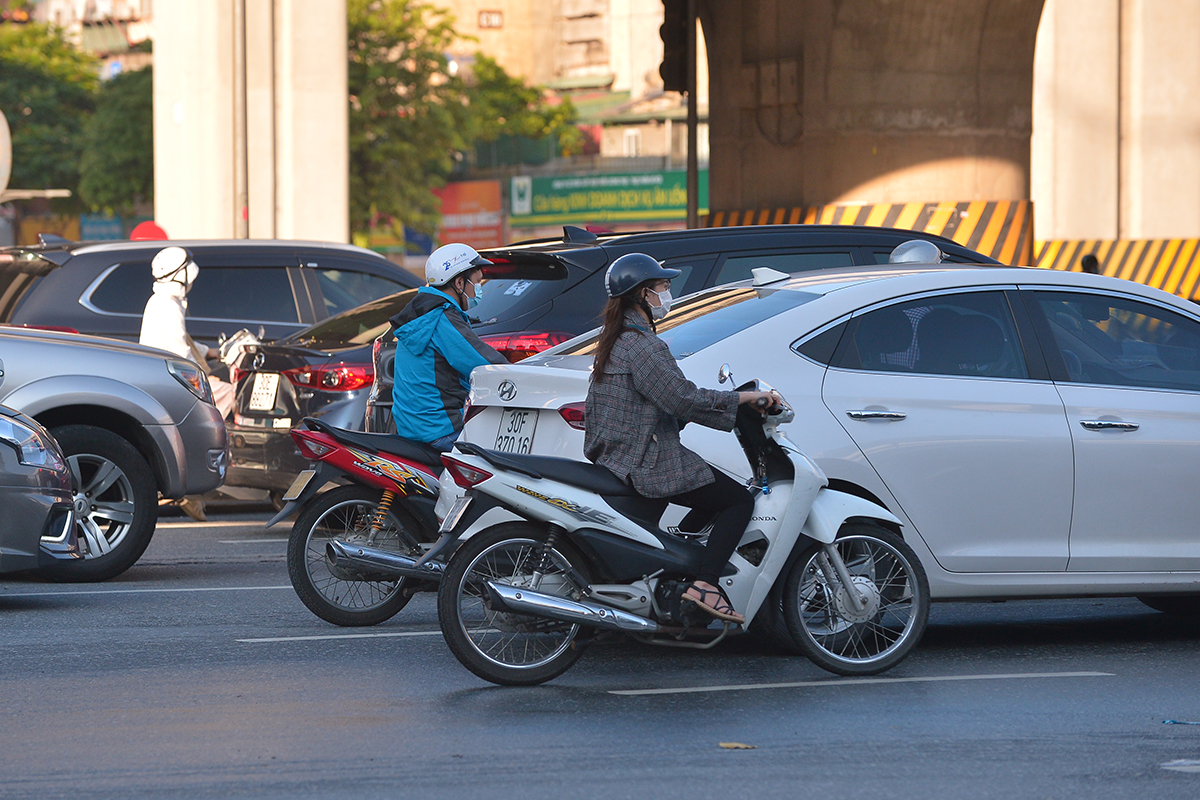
left=469, top=260, right=569, bottom=325
left=553, top=284, right=819, bottom=359
left=285, top=289, right=416, bottom=345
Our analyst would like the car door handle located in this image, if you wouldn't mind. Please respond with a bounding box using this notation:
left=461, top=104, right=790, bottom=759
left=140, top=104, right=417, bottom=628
left=846, top=410, right=907, bottom=421
left=1080, top=419, right=1139, bottom=431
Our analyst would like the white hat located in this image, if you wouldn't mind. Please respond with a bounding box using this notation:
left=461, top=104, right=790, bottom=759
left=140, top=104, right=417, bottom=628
left=425, top=243, right=492, bottom=287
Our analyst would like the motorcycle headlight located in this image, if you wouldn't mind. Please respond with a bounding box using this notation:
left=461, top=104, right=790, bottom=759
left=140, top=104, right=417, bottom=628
left=0, top=415, right=66, bottom=472
left=167, top=360, right=215, bottom=405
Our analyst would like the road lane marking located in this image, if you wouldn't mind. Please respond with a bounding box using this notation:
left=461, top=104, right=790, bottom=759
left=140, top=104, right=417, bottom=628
left=219, top=538, right=289, bottom=544
left=609, top=671, right=1115, bottom=697
left=157, top=520, right=273, bottom=529
left=238, top=631, right=442, bottom=643
left=1162, top=760, right=1200, bottom=773
left=0, top=585, right=291, bottom=598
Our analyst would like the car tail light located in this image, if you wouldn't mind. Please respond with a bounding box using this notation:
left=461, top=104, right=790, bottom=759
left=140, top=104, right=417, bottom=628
left=480, top=331, right=573, bottom=363
left=283, top=363, right=374, bottom=392
left=230, top=366, right=246, bottom=385
left=441, top=455, right=493, bottom=488
left=558, top=402, right=586, bottom=431
left=292, top=430, right=336, bottom=459
left=463, top=403, right=486, bottom=425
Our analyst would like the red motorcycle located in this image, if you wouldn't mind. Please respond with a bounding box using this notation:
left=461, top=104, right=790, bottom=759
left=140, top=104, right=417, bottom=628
left=267, top=418, right=457, bottom=626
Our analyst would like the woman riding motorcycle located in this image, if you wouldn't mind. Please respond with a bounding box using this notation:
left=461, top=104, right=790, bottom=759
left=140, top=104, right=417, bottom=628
left=583, top=253, right=777, bottom=624
left=390, top=243, right=508, bottom=452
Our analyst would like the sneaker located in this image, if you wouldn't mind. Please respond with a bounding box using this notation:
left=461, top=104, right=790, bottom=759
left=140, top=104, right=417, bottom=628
left=179, top=497, right=207, bottom=522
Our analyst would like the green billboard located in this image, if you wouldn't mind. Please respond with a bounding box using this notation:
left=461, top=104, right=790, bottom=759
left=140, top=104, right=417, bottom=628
left=509, top=170, right=709, bottom=227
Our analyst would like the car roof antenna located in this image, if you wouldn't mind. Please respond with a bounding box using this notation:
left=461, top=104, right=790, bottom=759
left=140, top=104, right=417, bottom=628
left=562, top=225, right=598, bottom=245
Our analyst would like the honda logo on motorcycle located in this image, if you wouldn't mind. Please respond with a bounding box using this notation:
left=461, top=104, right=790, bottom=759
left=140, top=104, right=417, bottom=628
left=497, top=380, right=517, bottom=401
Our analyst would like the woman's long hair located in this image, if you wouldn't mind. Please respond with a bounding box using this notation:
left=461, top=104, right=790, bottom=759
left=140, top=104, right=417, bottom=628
left=591, top=286, right=653, bottom=382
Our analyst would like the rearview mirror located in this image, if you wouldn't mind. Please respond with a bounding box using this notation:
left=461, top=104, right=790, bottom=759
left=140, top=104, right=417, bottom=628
left=718, top=364, right=733, bottom=385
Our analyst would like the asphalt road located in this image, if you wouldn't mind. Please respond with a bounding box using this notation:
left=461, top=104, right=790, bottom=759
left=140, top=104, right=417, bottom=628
left=2, top=511, right=1199, bottom=799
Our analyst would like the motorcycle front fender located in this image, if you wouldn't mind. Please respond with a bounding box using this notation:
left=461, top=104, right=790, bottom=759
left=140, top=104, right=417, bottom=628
left=799, top=489, right=901, bottom=544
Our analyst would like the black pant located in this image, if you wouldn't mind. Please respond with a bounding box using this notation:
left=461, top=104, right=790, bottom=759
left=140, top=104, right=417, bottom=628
left=662, top=468, right=756, bottom=585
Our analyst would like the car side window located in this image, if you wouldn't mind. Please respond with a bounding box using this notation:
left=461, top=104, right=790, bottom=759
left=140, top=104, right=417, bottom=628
left=87, top=261, right=154, bottom=314
left=713, top=251, right=854, bottom=285
left=866, top=247, right=976, bottom=265
left=188, top=268, right=299, bottom=322
left=313, top=269, right=408, bottom=316
left=1031, top=291, right=1200, bottom=392
left=835, top=291, right=1027, bottom=379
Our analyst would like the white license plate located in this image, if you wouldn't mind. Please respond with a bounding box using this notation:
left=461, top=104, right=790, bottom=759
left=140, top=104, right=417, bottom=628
left=494, top=408, right=538, bottom=454
left=248, top=373, right=280, bottom=411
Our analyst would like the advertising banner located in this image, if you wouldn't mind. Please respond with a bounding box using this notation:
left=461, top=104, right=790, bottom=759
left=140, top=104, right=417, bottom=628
left=435, top=180, right=503, bottom=249
left=509, top=170, right=709, bottom=227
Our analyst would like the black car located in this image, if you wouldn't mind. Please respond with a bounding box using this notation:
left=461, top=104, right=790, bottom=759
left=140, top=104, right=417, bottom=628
left=227, top=224, right=1000, bottom=494
left=0, top=236, right=421, bottom=345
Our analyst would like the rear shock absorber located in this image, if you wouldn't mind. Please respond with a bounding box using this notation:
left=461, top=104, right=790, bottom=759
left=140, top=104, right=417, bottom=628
left=367, top=489, right=397, bottom=544
left=530, top=524, right=562, bottom=591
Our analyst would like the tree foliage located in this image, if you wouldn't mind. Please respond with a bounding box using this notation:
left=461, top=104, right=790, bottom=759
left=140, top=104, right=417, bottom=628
left=0, top=21, right=98, bottom=203
left=79, top=66, right=153, bottom=214
left=347, top=0, right=582, bottom=236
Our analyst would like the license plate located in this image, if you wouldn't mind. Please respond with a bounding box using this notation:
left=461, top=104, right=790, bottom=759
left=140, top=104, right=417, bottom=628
left=494, top=408, right=537, bottom=454
left=283, top=469, right=316, bottom=501
left=438, top=495, right=472, bottom=534
left=248, top=372, right=280, bottom=411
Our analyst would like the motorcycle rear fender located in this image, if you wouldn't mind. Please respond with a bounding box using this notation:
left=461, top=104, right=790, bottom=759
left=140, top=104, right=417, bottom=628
left=800, top=489, right=901, bottom=544
left=264, top=460, right=341, bottom=529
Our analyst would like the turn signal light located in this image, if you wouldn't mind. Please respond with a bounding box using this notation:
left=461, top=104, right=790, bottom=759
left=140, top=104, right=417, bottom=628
left=283, top=363, right=374, bottom=392
left=441, top=455, right=493, bottom=488
left=479, top=331, right=573, bottom=363
left=558, top=402, right=586, bottom=431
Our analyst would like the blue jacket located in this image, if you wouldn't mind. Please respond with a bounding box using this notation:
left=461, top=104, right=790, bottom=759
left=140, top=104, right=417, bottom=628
left=390, top=286, right=506, bottom=443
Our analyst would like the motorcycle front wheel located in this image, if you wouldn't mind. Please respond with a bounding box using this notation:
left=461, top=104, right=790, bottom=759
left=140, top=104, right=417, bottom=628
left=782, top=523, right=929, bottom=676
left=286, top=485, right=422, bottom=626
left=438, top=523, right=592, bottom=686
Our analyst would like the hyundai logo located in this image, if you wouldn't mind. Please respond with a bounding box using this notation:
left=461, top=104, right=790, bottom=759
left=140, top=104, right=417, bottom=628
left=497, top=380, right=517, bottom=401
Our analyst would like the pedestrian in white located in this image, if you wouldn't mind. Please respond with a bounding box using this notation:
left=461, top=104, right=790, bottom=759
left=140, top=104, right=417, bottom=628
left=139, top=247, right=233, bottom=522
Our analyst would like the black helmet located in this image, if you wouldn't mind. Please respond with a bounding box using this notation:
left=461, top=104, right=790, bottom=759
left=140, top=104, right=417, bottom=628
left=604, top=253, right=680, bottom=298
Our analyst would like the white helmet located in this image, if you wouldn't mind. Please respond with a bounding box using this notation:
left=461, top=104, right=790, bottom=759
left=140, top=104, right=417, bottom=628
left=425, top=243, right=491, bottom=287
left=888, top=240, right=944, bottom=265
left=151, top=246, right=198, bottom=287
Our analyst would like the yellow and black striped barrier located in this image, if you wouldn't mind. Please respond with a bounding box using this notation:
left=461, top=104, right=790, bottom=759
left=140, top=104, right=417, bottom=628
left=705, top=200, right=1035, bottom=267
left=1034, top=239, right=1200, bottom=301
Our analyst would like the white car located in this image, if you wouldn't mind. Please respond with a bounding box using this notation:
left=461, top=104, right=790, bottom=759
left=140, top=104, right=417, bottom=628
left=439, top=263, right=1200, bottom=614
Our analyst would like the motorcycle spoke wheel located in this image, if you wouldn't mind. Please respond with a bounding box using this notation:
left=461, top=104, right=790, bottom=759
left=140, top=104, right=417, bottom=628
left=439, top=524, right=590, bottom=686
left=287, top=486, right=421, bottom=626
left=783, top=524, right=929, bottom=676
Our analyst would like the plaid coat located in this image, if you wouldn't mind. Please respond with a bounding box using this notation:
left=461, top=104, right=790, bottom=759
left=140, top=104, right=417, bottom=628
left=584, top=312, right=739, bottom=498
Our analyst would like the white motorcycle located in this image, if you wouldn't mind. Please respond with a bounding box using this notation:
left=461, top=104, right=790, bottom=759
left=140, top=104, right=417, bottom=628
left=433, top=372, right=930, bottom=686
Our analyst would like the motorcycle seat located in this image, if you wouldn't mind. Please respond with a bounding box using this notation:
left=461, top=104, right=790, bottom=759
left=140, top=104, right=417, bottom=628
left=455, top=442, right=637, bottom=496
left=301, top=418, right=444, bottom=472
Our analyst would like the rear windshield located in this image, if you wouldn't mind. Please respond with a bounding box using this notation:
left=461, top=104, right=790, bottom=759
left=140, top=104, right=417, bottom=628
left=286, top=289, right=416, bottom=345
left=471, top=261, right=568, bottom=325
left=0, top=252, right=59, bottom=321
left=554, top=285, right=819, bottom=359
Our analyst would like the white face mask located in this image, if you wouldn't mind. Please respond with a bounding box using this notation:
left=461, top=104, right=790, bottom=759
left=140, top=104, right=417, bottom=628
left=469, top=280, right=483, bottom=308
left=650, top=288, right=672, bottom=321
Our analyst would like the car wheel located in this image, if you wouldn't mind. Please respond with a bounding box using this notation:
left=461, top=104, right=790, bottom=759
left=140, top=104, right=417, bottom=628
left=1137, top=594, right=1200, bottom=616
left=40, top=425, right=158, bottom=583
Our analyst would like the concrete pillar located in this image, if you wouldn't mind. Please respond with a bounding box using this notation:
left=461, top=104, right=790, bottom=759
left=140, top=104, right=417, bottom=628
left=703, top=0, right=1045, bottom=211
left=154, top=0, right=348, bottom=242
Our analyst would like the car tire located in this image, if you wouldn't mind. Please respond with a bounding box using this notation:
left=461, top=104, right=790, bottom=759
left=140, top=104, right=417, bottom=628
left=1137, top=594, right=1200, bottom=616
left=40, top=425, right=158, bottom=583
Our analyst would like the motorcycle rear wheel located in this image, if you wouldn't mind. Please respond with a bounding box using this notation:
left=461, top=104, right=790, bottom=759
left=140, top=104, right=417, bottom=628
left=438, top=523, right=591, bottom=686
left=782, top=523, right=929, bottom=675
left=287, top=485, right=421, bottom=626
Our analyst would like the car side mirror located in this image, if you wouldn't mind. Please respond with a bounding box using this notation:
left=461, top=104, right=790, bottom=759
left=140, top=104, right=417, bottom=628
left=718, top=363, right=733, bottom=385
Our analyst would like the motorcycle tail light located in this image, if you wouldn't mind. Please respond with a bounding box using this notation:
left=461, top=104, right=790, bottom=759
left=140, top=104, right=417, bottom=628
left=441, top=456, right=493, bottom=488
left=479, top=331, right=573, bottom=363
left=283, top=363, right=374, bottom=392
left=558, top=402, right=586, bottom=431
left=292, top=430, right=335, bottom=459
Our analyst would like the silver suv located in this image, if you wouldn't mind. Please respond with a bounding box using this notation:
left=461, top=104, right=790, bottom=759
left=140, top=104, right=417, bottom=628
left=0, top=327, right=228, bottom=581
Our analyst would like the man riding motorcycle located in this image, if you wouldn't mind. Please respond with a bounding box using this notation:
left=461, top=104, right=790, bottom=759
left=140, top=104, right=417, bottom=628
left=389, top=243, right=508, bottom=452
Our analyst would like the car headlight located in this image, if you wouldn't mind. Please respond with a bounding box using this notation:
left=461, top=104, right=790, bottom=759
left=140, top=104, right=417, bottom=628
left=167, top=360, right=215, bottom=405
left=0, top=416, right=66, bottom=472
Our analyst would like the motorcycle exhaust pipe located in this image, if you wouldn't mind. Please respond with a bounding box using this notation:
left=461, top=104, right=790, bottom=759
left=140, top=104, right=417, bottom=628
left=485, top=581, right=660, bottom=634
left=325, top=540, right=445, bottom=581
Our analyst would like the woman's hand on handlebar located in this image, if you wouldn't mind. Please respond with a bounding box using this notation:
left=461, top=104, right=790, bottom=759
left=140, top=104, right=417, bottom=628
left=737, top=390, right=779, bottom=413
